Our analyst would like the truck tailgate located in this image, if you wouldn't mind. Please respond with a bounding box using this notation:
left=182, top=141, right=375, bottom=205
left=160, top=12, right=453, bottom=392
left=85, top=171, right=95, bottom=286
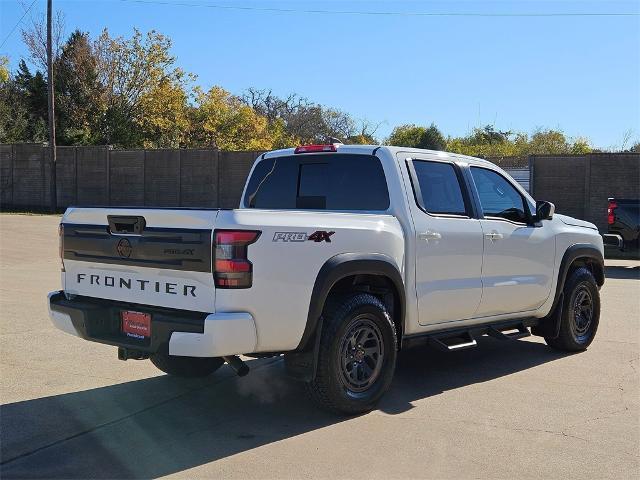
left=61, top=208, right=219, bottom=312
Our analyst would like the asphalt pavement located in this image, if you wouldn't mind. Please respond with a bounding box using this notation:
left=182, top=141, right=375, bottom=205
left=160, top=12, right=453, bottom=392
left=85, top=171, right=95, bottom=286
left=1, top=213, right=638, bottom=479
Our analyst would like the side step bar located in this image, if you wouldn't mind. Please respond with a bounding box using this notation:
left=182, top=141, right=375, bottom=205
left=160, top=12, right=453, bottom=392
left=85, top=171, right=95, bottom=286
left=429, top=333, right=477, bottom=352
left=403, top=318, right=537, bottom=351
left=486, top=325, right=531, bottom=341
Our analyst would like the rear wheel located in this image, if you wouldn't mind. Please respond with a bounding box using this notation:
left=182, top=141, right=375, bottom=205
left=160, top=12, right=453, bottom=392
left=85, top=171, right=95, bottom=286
left=150, top=347, right=224, bottom=378
left=306, top=293, right=397, bottom=415
left=545, top=267, right=600, bottom=351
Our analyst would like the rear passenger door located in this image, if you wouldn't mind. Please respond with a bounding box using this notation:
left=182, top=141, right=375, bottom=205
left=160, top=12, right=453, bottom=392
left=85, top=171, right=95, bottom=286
left=469, top=167, right=555, bottom=316
left=406, top=158, right=484, bottom=325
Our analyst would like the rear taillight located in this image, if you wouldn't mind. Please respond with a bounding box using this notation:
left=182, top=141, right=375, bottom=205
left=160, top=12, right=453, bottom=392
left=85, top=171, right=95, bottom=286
left=214, top=230, right=260, bottom=288
left=59, top=223, right=65, bottom=272
left=607, top=200, right=617, bottom=225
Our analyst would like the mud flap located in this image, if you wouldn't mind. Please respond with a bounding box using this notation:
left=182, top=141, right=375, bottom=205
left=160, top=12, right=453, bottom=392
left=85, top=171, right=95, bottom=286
left=284, top=316, right=324, bottom=382
left=531, top=293, right=564, bottom=339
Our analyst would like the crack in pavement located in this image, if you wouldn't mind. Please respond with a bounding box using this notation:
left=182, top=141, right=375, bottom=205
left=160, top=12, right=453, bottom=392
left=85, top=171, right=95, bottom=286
left=465, top=419, right=590, bottom=443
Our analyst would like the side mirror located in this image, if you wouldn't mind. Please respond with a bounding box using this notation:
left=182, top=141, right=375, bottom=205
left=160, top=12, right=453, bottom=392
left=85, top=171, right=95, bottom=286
left=535, top=200, right=555, bottom=221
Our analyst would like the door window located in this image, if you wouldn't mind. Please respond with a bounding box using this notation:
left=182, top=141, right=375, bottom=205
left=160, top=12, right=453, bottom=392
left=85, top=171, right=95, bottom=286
left=470, top=167, right=528, bottom=223
left=411, top=160, right=468, bottom=216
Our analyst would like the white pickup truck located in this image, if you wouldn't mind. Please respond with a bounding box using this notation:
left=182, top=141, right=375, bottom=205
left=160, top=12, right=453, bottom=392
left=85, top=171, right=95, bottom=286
left=49, top=144, right=605, bottom=414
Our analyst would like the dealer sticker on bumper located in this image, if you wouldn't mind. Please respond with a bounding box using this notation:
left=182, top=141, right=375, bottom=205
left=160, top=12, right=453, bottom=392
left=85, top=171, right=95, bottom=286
left=121, top=311, right=151, bottom=339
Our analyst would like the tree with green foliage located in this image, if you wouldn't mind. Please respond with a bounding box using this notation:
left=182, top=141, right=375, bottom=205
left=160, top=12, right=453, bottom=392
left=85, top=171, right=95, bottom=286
left=0, top=56, right=28, bottom=142
left=445, top=125, right=592, bottom=158
left=387, top=124, right=425, bottom=148
left=526, top=129, right=571, bottom=155
left=446, top=125, right=518, bottom=157
left=0, top=60, right=48, bottom=143
left=570, top=137, right=592, bottom=154
left=420, top=124, right=446, bottom=151
left=470, top=125, right=513, bottom=145
left=0, top=73, right=30, bottom=142
left=55, top=30, right=104, bottom=145
left=387, top=123, right=446, bottom=150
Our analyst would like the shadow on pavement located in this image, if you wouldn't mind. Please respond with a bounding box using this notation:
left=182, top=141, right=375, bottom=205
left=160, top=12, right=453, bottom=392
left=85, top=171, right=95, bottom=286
left=1, top=337, right=566, bottom=479
left=605, top=264, right=640, bottom=280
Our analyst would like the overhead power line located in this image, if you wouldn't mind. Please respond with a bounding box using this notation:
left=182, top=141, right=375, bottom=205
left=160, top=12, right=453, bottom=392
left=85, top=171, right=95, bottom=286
left=117, top=0, right=639, bottom=17
left=0, top=0, right=38, bottom=50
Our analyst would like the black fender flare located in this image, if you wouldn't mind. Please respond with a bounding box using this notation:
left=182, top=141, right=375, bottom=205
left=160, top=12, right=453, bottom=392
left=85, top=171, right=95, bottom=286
left=284, top=253, right=405, bottom=381
left=532, top=243, right=604, bottom=339
left=553, top=243, right=604, bottom=307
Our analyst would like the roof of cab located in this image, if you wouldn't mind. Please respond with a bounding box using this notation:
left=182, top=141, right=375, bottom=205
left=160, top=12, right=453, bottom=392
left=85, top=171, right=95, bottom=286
left=261, top=144, right=494, bottom=167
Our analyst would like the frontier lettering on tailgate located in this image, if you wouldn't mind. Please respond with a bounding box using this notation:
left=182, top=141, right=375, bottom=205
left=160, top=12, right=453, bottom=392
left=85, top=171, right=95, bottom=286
left=76, top=273, right=197, bottom=297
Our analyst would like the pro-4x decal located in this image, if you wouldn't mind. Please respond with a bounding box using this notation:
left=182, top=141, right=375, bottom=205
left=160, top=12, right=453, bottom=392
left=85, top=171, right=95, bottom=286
left=273, top=231, right=335, bottom=243
left=308, top=231, right=335, bottom=243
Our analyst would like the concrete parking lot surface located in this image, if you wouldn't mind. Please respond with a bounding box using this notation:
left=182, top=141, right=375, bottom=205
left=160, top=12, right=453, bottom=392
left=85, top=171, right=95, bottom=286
left=1, top=214, right=638, bottom=479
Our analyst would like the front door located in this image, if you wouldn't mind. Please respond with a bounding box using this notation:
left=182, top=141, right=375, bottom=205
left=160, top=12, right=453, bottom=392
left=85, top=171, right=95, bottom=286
left=407, top=158, right=484, bottom=325
left=469, top=166, right=556, bottom=316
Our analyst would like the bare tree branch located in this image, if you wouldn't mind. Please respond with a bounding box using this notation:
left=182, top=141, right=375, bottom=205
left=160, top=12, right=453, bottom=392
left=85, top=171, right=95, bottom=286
left=20, top=1, right=65, bottom=71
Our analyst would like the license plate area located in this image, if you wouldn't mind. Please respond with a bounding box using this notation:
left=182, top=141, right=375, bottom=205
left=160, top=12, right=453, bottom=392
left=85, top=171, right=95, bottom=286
left=121, top=310, right=151, bottom=339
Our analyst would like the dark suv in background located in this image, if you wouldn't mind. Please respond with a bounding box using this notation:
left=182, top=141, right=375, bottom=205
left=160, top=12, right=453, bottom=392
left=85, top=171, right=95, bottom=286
left=603, top=198, right=640, bottom=258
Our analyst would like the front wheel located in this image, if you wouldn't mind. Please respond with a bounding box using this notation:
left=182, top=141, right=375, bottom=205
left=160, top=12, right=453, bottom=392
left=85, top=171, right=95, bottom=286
left=545, top=267, right=600, bottom=351
left=150, top=347, right=224, bottom=378
left=306, top=293, right=397, bottom=415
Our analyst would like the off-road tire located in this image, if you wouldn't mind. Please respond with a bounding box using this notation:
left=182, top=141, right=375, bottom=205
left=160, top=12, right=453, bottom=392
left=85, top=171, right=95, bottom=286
left=545, top=267, right=600, bottom=351
left=306, top=293, right=397, bottom=415
left=150, top=347, right=224, bottom=378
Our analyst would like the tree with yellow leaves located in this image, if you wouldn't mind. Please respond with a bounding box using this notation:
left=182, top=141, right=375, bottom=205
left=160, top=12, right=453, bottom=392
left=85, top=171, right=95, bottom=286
left=189, top=86, right=274, bottom=151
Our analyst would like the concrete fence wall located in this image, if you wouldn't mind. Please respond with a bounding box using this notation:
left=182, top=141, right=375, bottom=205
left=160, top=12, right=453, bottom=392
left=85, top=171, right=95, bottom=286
left=531, top=153, right=640, bottom=232
left=0, top=144, right=264, bottom=210
left=1, top=145, right=638, bottom=234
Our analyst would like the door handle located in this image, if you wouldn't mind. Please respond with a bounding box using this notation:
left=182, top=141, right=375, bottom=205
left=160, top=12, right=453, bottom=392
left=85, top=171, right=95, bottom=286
left=485, top=231, right=504, bottom=241
left=418, top=231, right=442, bottom=241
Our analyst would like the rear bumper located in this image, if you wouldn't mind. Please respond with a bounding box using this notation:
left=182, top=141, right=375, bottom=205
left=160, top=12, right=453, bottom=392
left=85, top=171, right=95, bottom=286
left=47, top=291, right=257, bottom=357
left=603, top=233, right=624, bottom=250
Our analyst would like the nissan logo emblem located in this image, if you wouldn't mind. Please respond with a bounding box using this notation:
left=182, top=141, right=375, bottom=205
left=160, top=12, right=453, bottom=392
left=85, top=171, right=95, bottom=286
left=116, top=238, right=132, bottom=258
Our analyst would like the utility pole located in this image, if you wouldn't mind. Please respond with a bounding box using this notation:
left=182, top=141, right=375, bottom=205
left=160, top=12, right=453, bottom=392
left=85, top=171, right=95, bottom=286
left=47, top=0, right=57, bottom=212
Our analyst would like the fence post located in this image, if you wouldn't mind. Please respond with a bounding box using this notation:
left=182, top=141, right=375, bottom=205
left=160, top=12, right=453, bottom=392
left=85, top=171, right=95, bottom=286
left=528, top=155, right=535, bottom=197
left=583, top=154, right=592, bottom=221
left=216, top=149, right=221, bottom=207
left=74, top=146, right=78, bottom=205
left=41, top=144, right=47, bottom=209
left=177, top=150, right=182, bottom=206
left=11, top=144, right=15, bottom=207
left=143, top=149, right=147, bottom=206
left=106, top=146, right=111, bottom=206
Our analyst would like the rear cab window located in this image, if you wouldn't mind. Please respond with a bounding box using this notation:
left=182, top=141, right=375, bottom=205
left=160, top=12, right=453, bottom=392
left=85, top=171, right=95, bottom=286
left=244, top=154, right=390, bottom=211
left=408, top=160, right=471, bottom=216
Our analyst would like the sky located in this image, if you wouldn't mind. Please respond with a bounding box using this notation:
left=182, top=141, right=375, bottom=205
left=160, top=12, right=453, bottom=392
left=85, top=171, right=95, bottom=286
left=1, top=0, right=639, bottom=149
